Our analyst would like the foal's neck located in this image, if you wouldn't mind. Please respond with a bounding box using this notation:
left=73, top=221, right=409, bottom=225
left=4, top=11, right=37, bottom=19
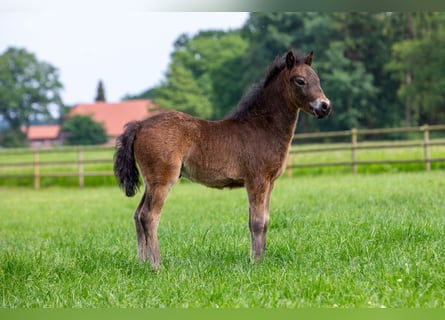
left=255, top=81, right=300, bottom=142
left=226, top=76, right=300, bottom=147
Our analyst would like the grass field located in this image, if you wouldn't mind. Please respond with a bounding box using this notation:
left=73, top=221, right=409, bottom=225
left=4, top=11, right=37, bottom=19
left=1, top=172, right=445, bottom=307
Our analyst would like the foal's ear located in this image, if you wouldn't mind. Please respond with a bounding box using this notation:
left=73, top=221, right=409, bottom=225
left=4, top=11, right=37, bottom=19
left=305, top=51, right=314, bottom=66
left=285, top=50, right=295, bottom=70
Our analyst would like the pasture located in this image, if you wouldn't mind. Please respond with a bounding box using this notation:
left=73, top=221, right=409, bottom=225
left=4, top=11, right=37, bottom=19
left=1, top=172, right=444, bottom=307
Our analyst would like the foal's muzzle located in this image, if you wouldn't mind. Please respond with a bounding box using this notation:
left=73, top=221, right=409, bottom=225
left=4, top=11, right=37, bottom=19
left=310, top=99, right=332, bottom=119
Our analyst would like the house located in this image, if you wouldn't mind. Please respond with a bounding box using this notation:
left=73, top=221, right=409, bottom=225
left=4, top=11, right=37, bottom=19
left=25, top=124, right=62, bottom=147
left=23, top=99, right=161, bottom=147
left=68, top=99, right=161, bottom=144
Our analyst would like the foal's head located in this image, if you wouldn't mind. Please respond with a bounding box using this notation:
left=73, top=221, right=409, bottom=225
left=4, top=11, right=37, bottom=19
left=283, top=50, right=331, bottom=119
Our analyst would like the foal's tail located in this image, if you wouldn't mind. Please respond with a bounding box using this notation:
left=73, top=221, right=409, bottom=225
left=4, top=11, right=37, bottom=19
left=114, top=121, right=141, bottom=197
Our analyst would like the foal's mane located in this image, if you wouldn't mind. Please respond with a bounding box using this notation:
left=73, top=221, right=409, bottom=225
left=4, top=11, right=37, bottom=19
left=226, top=50, right=306, bottom=120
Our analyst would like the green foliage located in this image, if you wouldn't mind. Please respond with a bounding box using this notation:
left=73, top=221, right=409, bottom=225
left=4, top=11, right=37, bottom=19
left=2, top=14, right=444, bottom=142
left=154, top=63, right=213, bottom=118
left=0, top=47, right=63, bottom=133
left=122, top=87, right=156, bottom=101
left=239, top=13, right=307, bottom=85
left=62, top=115, right=108, bottom=146
left=387, top=13, right=445, bottom=126
left=1, top=173, right=444, bottom=307
left=153, top=30, right=248, bottom=119
left=131, top=12, right=445, bottom=131
left=5, top=14, right=443, bottom=140
left=0, top=128, right=27, bottom=148
left=316, top=41, right=378, bottom=130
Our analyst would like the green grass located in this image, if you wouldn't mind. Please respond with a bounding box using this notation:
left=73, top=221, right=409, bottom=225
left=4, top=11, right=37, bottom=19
left=1, top=172, right=445, bottom=307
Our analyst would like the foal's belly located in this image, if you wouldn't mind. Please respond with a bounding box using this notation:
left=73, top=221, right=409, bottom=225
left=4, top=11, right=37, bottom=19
left=180, top=163, right=244, bottom=189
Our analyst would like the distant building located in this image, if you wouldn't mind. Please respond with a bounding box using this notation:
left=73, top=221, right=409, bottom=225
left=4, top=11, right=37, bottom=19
left=24, top=124, right=62, bottom=147
left=24, top=99, right=161, bottom=147
left=68, top=99, right=161, bottom=144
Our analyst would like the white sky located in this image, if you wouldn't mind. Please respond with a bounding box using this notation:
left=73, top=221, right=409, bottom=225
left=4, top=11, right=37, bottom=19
left=0, top=11, right=249, bottom=105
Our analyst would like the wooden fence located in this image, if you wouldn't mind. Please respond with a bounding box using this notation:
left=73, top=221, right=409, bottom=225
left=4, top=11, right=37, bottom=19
left=287, top=124, right=445, bottom=176
left=0, top=146, right=114, bottom=189
left=1, top=124, right=445, bottom=189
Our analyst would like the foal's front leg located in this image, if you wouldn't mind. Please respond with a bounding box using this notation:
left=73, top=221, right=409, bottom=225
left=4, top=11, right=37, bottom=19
left=246, top=180, right=273, bottom=262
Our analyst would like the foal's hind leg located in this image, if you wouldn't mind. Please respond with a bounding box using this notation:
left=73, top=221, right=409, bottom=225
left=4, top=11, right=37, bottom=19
left=134, top=190, right=149, bottom=261
left=134, top=181, right=176, bottom=269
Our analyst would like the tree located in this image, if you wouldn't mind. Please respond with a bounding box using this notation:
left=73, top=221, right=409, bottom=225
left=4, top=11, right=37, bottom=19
left=95, top=80, right=106, bottom=102
left=239, top=13, right=307, bottom=88
left=62, top=115, right=108, bottom=145
left=154, top=63, right=213, bottom=118
left=0, top=128, right=27, bottom=148
left=0, top=47, right=63, bottom=146
left=127, top=13, right=445, bottom=131
left=122, top=87, right=156, bottom=101
left=125, top=30, right=248, bottom=119
left=315, top=41, right=378, bottom=130
left=221, top=13, right=401, bottom=131
left=386, top=13, right=445, bottom=126
left=161, top=30, right=248, bottom=119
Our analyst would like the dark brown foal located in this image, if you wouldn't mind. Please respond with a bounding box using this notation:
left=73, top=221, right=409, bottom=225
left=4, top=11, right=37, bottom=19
left=114, top=50, right=331, bottom=269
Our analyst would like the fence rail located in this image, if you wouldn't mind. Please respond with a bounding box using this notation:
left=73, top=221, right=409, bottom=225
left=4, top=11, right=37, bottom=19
left=0, top=146, right=114, bottom=189
left=287, top=124, right=445, bottom=176
left=1, top=124, right=445, bottom=189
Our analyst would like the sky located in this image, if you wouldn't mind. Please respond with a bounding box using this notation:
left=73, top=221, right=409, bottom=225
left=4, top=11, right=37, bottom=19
left=0, top=11, right=249, bottom=105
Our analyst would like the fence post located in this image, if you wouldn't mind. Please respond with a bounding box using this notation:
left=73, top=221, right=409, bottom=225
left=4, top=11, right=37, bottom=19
left=422, top=125, right=430, bottom=171
left=78, top=147, right=84, bottom=188
left=33, top=149, right=40, bottom=190
left=351, top=128, right=358, bottom=174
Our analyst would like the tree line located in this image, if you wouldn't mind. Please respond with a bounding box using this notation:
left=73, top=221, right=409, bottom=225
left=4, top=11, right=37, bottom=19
left=127, top=12, right=445, bottom=133
left=1, top=12, right=445, bottom=147
left=0, top=47, right=108, bottom=147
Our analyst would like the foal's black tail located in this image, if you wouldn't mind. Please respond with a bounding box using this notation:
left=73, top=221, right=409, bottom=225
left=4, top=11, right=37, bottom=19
left=114, top=121, right=141, bottom=197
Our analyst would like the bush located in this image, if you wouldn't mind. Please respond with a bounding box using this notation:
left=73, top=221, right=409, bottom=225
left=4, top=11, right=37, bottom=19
left=62, top=115, right=108, bottom=145
left=0, top=128, right=27, bottom=148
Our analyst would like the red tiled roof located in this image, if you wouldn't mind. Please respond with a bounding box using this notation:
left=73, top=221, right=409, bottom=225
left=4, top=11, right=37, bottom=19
left=25, top=125, right=61, bottom=140
left=68, top=100, right=159, bottom=137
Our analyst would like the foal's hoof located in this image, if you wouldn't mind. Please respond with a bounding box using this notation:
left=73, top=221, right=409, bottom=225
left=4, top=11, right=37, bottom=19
left=250, top=253, right=265, bottom=264
left=138, top=257, right=162, bottom=271
left=150, top=262, right=162, bottom=271
left=148, top=258, right=162, bottom=271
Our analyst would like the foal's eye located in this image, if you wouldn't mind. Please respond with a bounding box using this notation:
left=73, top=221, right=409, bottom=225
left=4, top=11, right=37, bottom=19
left=294, top=78, right=306, bottom=87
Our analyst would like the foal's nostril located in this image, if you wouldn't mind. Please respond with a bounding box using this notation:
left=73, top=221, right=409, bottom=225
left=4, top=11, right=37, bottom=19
left=310, top=99, right=332, bottom=118
left=321, top=101, right=329, bottom=111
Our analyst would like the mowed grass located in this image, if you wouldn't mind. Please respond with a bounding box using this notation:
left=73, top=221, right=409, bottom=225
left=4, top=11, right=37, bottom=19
left=1, top=172, right=445, bottom=307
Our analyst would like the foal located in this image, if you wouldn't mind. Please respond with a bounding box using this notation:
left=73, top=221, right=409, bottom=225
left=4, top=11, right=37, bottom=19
left=114, top=50, right=331, bottom=268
